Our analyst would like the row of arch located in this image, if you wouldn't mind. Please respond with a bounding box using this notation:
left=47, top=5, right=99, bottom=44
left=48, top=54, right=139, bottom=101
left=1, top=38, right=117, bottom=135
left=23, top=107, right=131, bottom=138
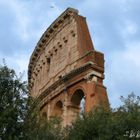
left=42, top=89, right=85, bottom=119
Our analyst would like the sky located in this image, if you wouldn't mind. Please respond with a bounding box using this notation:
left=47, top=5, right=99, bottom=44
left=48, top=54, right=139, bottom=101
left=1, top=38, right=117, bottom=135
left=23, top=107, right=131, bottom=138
left=0, top=0, right=140, bottom=108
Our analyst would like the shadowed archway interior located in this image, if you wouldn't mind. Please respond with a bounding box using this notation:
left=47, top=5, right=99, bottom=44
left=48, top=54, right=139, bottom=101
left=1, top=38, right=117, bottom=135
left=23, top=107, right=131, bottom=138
left=51, top=101, right=63, bottom=117
left=71, top=89, right=85, bottom=113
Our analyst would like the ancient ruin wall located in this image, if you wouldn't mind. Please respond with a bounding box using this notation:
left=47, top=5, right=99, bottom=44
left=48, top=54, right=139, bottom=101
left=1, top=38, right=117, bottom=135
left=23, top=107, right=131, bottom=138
left=28, top=8, right=101, bottom=97
left=28, top=8, right=109, bottom=125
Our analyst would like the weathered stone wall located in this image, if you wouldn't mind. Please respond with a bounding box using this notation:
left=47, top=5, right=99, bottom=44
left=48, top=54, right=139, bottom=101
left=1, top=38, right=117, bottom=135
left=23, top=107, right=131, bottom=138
left=28, top=8, right=109, bottom=126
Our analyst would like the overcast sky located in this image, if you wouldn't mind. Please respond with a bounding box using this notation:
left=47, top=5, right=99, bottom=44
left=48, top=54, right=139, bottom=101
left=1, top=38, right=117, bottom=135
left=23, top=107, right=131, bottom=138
left=0, top=0, right=140, bottom=108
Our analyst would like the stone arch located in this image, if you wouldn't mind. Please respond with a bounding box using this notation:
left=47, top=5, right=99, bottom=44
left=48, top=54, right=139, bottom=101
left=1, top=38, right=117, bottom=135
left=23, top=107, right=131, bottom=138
left=70, top=89, right=85, bottom=119
left=71, top=89, right=85, bottom=105
left=42, top=112, right=47, bottom=119
left=51, top=100, right=63, bottom=118
left=70, top=85, right=86, bottom=97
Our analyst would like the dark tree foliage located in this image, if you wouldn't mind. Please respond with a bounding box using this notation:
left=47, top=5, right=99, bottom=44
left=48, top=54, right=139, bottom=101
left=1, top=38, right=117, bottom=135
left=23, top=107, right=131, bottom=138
left=65, top=93, right=140, bottom=140
left=0, top=63, right=28, bottom=140
left=23, top=102, right=63, bottom=140
left=0, top=62, right=62, bottom=140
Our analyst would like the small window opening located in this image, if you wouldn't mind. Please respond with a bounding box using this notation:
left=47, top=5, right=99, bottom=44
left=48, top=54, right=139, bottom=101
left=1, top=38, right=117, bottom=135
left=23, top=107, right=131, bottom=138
left=63, top=37, right=68, bottom=43
left=55, top=49, right=57, bottom=54
left=47, top=58, right=51, bottom=71
left=47, top=58, right=50, bottom=64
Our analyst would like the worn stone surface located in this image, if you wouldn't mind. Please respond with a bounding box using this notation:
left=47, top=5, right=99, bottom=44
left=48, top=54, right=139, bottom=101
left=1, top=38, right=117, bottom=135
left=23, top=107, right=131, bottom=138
left=28, top=8, right=109, bottom=126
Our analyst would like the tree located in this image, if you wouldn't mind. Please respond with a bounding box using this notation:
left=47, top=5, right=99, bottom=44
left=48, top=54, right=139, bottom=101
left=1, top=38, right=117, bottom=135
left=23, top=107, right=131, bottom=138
left=23, top=101, right=63, bottom=140
left=0, top=63, right=28, bottom=140
left=65, top=93, right=140, bottom=140
left=0, top=62, right=62, bottom=140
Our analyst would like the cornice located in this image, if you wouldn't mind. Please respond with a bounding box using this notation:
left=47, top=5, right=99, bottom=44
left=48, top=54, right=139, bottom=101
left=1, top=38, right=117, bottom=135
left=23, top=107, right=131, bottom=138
left=38, top=61, right=94, bottom=102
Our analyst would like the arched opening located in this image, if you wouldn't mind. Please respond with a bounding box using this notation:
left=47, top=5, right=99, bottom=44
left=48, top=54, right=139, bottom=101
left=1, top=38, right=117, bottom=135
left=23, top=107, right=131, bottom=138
left=51, top=101, right=63, bottom=118
left=71, top=89, right=85, bottom=116
left=42, top=112, right=47, bottom=119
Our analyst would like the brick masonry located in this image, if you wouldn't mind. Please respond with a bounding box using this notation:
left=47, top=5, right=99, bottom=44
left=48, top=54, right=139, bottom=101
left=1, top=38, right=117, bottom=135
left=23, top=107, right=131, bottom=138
left=28, top=8, right=109, bottom=126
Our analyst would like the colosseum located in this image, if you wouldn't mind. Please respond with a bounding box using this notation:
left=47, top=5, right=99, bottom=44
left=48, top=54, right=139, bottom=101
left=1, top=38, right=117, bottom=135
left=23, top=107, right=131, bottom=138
left=28, top=8, right=109, bottom=126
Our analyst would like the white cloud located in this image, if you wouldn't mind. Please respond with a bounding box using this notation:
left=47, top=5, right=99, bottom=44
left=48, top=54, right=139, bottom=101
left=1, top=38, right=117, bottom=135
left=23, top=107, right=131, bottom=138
left=124, top=42, right=140, bottom=67
left=0, top=0, right=31, bottom=41
left=122, top=20, right=137, bottom=38
left=105, top=41, right=140, bottom=107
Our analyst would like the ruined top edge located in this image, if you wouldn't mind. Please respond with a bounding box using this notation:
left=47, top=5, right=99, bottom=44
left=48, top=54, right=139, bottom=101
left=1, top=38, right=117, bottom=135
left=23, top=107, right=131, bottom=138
left=66, top=7, right=79, bottom=14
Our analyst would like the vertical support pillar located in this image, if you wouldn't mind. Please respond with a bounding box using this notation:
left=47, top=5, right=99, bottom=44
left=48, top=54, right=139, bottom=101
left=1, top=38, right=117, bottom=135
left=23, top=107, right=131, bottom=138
left=47, top=102, right=50, bottom=119
left=84, top=75, right=109, bottom=111
left=85, top=81, right=95, bottom=112
left=62, top=90, right=68, bottom=126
